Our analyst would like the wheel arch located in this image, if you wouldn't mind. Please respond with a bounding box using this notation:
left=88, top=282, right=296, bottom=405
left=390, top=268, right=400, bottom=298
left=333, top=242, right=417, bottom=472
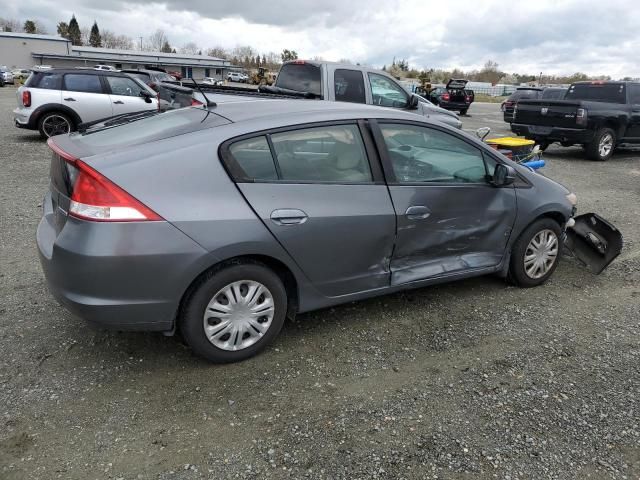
left=32, top=103, right=82, bottom=129
left=176, top=254, right=300, bottom=333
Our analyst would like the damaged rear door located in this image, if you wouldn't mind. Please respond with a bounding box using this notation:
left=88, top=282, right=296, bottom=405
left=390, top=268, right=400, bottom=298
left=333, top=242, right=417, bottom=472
left=374, top=121, right=516, bottom=285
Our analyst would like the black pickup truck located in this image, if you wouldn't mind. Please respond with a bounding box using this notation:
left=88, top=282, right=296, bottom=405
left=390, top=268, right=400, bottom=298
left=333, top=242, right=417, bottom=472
left=511, top=81, right=640, bottom=161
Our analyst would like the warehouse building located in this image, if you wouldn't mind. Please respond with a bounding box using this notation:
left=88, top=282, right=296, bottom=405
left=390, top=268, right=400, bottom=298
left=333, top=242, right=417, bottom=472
left=0, top=31, right=231, bottom=79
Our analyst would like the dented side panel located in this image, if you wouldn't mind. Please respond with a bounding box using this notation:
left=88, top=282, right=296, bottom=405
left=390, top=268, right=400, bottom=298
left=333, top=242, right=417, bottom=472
left=388, top=184, right=517, bottom=285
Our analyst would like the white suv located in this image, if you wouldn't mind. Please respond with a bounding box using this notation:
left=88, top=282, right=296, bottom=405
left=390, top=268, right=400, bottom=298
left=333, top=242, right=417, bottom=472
left=14, top=69, right=159, bottom=138
left=226, top=72, right=246, bottom=83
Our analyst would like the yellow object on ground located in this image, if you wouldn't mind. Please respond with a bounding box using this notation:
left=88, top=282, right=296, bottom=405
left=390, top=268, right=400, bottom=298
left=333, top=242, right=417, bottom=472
left=485, top=137, right=535, bottom=148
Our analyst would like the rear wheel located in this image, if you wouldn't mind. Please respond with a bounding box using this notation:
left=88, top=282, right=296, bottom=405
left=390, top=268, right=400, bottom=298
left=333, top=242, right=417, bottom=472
left=38, top=112, right=73, bottom=139
left=508, top=218, right=562, bottom=287
left=585, top=127, right=615, bottom=161
left=180, top=262, right=287, bottom=363
left=460, top=109, right=468, bottom=115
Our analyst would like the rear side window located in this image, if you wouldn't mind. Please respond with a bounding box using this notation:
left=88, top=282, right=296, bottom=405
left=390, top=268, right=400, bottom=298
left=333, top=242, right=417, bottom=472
left=226, top=124, right=372, bottom=183
left=565, top=83, right=626, bottom=103
left=27, top=72, right=62, bottom=90
left=628, top=84, right=640, bottom=105
left=63, top=74, right=103, bottom=94
left=276, top=63, right=321, bottom=97
left=334, top=69, right=365, bottom=104
left=229, top=137, right=278, bottom=181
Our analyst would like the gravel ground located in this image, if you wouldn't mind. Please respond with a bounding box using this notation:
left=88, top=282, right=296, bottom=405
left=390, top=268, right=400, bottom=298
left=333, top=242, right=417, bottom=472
left=0, top=91, right=639, bottom=479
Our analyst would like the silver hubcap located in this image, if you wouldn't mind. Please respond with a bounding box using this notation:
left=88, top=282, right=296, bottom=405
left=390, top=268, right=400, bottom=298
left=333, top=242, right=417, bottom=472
left=598, top=133, right=613, bottom=158
left=524, top=229, right=559, bottom=279
left=42, top=115, right=71, bottom=137
left=203, top=280, right=275, bottom=351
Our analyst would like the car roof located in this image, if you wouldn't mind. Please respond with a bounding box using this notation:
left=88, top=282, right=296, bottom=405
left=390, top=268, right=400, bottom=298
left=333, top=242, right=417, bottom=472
left=31, top=68, right=131, bottom=77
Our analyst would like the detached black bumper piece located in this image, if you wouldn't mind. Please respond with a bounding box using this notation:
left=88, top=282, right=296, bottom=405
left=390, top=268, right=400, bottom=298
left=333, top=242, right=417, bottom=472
left=565, top=213, right=623, bottom=274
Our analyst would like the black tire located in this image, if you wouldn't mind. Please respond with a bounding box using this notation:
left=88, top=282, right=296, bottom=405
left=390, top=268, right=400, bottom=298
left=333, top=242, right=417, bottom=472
left=538, top=142, right=550, bottom=152
left=37, top=111, right=74, bottom=139
left=585, top=127, right=615, bottom=161
left=180, top=262, right=287, bottom=363
left=508, top=218, right=562, bottom=288
left=460, top=109, right=468, bottom=115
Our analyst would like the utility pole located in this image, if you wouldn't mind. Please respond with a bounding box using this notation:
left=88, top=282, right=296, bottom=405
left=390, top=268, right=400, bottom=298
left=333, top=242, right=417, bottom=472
left=139, top=36, right=143, bottom=50
left=539, top=71, right=543, bottom=85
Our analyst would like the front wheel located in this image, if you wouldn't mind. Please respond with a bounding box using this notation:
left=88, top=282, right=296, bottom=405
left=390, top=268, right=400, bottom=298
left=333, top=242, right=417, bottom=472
left=180, top=262, right=287, bottom=363
left=585, top=127, right=616, bottom=161
left=508, top=218, right=562, bottom=287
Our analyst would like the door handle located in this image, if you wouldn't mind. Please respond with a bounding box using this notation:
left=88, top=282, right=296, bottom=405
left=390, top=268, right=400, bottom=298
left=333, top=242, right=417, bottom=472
left=405, top=205, right=431, bottom=220
left=63, top=97, right=76, bottom=102
left=270, top=209, right=308, bottom=225
left=113, top=100, right=124, bottom=104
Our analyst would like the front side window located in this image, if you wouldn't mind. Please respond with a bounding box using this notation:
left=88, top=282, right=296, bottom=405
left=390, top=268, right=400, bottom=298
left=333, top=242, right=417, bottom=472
left=368, top=73, right=408, bottom=108
left=380, top=123, right=488, bottom=183
left=63, top=74, right=103, bottom=94
left=334, top=69, right=365, bottom=103
left=106, top=76, right=146, bottom=97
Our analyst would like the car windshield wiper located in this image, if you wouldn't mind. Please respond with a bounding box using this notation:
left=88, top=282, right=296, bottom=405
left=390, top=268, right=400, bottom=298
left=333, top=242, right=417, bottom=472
left=78, top=110, right=161, bottom=134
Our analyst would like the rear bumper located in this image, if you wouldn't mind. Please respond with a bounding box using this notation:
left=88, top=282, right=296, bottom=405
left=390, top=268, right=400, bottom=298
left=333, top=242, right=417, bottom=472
left=438, top=101, right=471, bottom=110
left=13, top=107, right=35, bottom=129
left=37, top=194, right=210, bottom=331
left=510, top=123, right=594, bottom=144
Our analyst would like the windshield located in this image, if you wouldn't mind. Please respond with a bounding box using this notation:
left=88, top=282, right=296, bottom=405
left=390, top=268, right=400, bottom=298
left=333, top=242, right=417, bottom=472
left=276, top=63, right=322, bottom=96
left=565, top=83, right=626, bottom=103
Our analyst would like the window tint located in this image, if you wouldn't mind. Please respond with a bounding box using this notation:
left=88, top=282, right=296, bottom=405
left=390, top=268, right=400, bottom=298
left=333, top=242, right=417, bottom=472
left=106, top=76, right=146, bottom=97
left=229, top=136, right=278, bottom=181
left=541, top=88, right=566, bottom=100
left=629, top=84, right=640, bottom=104
left=510, top=89, right=541, bottom=101
left=334, top=69, right=365, bottom=103
left=63, top=74, right=103, bottom=93
left=368, top=73, right=408, bottom=108
left=380, top=124, right=488, bottom=183
left=271, top=125, right=372, bottom=183
left=276, top=63, right=322, bottom=96
left=565, top=83, right=626, bottom=103
left=29, top=72, right=62, bottom=90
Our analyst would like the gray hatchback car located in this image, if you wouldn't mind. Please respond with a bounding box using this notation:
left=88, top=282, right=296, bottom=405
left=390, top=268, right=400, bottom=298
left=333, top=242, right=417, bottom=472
left=39, top=97, right=580, bottom=363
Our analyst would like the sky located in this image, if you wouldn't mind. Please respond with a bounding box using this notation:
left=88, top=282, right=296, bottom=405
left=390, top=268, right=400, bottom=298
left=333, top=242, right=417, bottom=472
left=2, top=0, right=639, bottom=77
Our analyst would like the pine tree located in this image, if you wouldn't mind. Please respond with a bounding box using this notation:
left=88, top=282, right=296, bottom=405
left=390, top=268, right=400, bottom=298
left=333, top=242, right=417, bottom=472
left=89, top=21, right=101, bottom=47
left=161, top=40, right=172, bottom=53
left=57, top=22, right=69, bottom=39
left=23, top=20, right=36, bottom=34
left=67, top=15, right=82, bottom=45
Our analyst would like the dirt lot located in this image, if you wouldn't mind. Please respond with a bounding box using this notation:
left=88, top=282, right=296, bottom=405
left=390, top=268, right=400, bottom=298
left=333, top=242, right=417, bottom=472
left=1, top=90, right=639, bottom=479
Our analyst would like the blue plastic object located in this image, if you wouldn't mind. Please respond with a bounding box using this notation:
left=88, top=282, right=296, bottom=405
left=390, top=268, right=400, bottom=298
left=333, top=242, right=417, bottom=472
left=522, top=159, right=545, bottom=170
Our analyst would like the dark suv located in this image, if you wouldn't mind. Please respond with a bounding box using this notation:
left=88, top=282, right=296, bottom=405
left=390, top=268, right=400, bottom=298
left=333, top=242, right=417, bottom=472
left=121, top=69, right=193, bottom=110
left=428, top=79, right=474, bottom=115
left=502, top=87, right=567, bottom=123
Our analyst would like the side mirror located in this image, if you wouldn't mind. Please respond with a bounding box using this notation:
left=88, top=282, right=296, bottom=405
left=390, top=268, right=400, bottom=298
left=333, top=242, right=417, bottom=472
left=140, top=90, right=154, bottom=103
left=493, top=164, right=516, bottom=186
left=407, top=94, right=420, bottom=110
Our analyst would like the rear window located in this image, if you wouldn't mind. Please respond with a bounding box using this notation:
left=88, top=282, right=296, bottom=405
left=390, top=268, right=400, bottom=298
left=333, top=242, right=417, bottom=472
left=541, top=89, right=566, bottom=100
left=510, top=89, right=541, bottom=101
left=565, top=83, right=626, bottom=103
left=78, top=108, right=229, bottom=149
left=276, top=63, right=321, bottom=97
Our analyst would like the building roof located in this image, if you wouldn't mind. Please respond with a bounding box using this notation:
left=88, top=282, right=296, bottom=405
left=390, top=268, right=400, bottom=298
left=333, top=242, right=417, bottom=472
left=71, top=46, right=225, bottom=62
left=0, top=31, right=70, bottom=42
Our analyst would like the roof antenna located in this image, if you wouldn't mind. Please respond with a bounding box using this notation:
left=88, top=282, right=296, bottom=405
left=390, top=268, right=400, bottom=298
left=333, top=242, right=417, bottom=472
left=190, top=78, right=216, bottom=107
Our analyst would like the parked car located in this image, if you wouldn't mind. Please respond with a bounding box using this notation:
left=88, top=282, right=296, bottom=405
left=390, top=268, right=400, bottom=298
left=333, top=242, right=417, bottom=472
left=94, top=65, right=118, bottom=71
left=512, top=81, right=640, bottom=161
left=263, top=60, right=462, bottom=129
left=226, top=72, right=247, bottom=83
left=202, top=77, right=223, bottom=86
left=37, top=98, right=603, bottom=363
left=428, top=79, right=474, bottom=115
left=13, top=68, right=158, bottom=138
left=502, top=87, right=567, bottom=123
left=1, top=67, right=14, bottom=85
left=120, top=69, right=192, bottom=110
left=12, top=68, right=31, bottom=80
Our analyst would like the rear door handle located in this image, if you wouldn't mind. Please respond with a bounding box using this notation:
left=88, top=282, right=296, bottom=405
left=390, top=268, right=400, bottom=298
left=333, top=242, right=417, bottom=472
left=270, top=209, right=308, bottom=225
left=113, top=100, right=124, bottom=104
left=405, top=205, right=431, bottom=220
left=63, top=97, right=76, bottom=102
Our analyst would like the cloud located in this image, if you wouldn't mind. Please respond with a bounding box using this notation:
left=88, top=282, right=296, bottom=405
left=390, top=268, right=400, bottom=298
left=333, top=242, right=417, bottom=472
left=5, top=0, right=640, bottom=77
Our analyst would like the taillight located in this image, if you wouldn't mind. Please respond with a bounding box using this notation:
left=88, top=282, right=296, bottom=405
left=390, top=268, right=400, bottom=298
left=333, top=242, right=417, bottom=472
left=465, top=95, right=471, bottom=102
left=47, top=140, right=163, bottom=222
left=22, top=90, right=31, bottom=107
left=191, top=98, right=204, bottom=106
left=442, top=93, right=450, bottom=101
left=576, top=108, right=588, bottom=126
